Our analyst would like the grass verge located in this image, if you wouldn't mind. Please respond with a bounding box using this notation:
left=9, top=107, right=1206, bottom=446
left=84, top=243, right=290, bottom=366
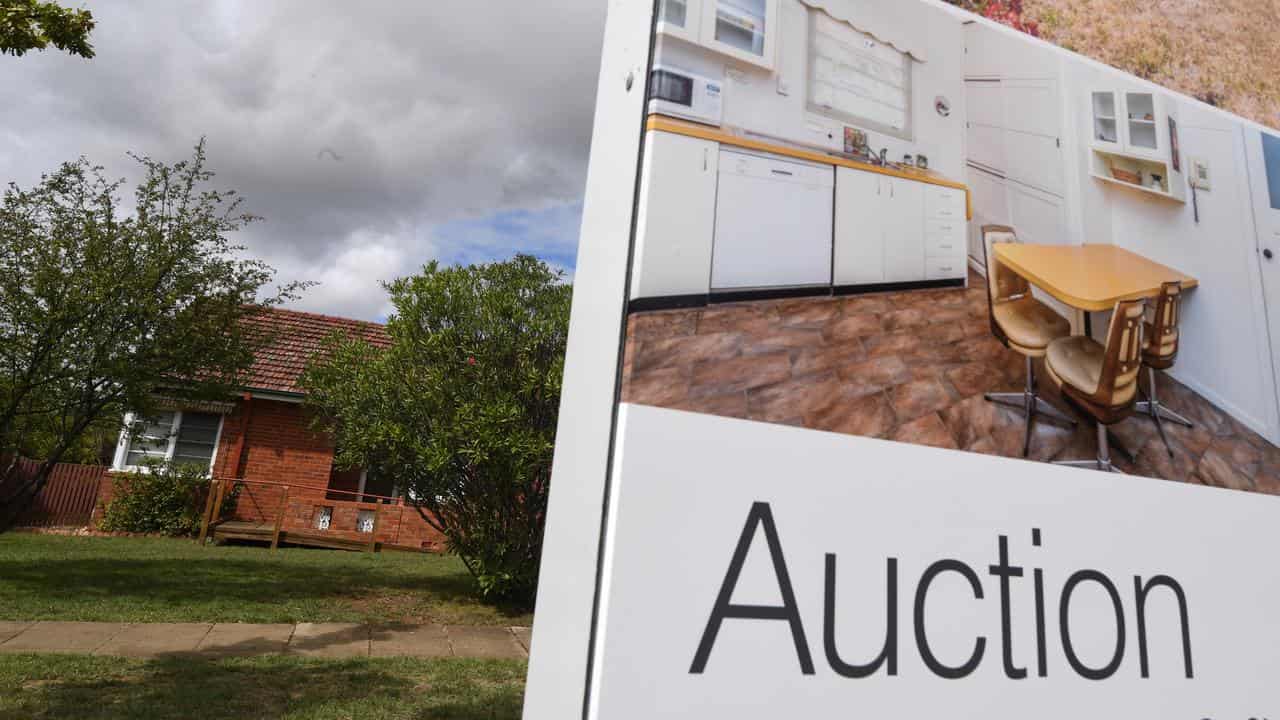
left=0, top=533, right=532, bottom=626
left=0, top=653, right=525, bottom=720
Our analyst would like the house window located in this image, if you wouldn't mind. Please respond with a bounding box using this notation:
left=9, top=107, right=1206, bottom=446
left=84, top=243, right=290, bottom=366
left=113, top=410, right=224, bottom=473
left=356, top=510, right=376, bottom=533
left=806, top=9, right=913, bottom=140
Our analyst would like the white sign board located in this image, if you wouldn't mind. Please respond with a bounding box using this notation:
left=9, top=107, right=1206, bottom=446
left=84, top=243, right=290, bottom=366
left=523, top=0, right=1280, bottom=717
left=591, top=404, right=1278, bottom=718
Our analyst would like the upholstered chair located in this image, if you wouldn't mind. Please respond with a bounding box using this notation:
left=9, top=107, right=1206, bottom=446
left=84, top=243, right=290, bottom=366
left=1135, top=281, right=1192, bottom=455
left=980, top=225, right=1076, bottom=457
left=1045, top=298, right=1147, bottom=472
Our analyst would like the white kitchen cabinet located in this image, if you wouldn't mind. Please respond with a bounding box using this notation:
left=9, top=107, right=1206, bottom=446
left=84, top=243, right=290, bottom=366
left=922, top=185, right=967, bottom=281
left=836, top=168, right=962, bottom=286
left=657, top=0, right=779, bottom=70
left=834, top=168, right=886, bottom=285
left=884, top=179, right=926, bottom=282
left=1091, top=89, right=1170, bottom=161
left=630, top=131, right=719, bottom=301
left=657, top=0, right=700, bottom=44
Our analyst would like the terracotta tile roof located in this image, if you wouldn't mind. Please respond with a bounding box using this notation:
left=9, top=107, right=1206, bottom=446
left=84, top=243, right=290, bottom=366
left=240, top=307, right=390, bottom=395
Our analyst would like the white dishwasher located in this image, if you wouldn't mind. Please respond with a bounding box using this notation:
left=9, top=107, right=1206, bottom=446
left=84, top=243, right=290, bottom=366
left=711, top=148, right=834, bottom=291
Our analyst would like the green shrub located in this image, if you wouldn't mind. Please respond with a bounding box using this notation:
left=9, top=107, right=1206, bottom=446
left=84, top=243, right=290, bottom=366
left=99, top=463, right=230, bottom=536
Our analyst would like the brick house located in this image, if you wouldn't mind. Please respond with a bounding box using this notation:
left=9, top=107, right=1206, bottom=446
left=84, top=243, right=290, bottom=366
left=103, top=307, right=445, bottom=551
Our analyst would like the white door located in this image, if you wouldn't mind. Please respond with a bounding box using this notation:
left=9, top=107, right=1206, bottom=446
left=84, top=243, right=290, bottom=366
left=1001, top=78, right=1064, bottom=196
left=1007, top=180, right=1068, bottom=246
left=966, top=164, right=1010, bottom=269
left=631, top=132, right=719, bottom=300
left=883, top=178, right=925, bottom=283
left=1244, top=127, right=1280, bottom=440
left=966, top=80, right=1006, bottom=173
left=834, top=167, right=885, bottom=285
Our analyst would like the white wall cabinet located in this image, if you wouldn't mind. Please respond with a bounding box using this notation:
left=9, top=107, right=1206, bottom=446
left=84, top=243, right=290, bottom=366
left=630, top=131, right=719, bottom=300
left=1091, top=89, right=1170, bottom=161
left=835, top=168, right=966, bottom=285
left=658, top=0, right=779, bottom=70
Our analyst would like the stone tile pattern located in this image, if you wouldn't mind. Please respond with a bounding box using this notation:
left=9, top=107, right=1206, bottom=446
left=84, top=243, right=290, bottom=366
left=621, top=273, right=1280, bottom=494
left=0, top=622, right=529, bottom=660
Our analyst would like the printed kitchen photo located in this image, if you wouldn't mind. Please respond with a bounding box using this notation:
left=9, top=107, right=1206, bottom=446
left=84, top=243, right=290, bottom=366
left=620, top=0, right=1280, bottom=493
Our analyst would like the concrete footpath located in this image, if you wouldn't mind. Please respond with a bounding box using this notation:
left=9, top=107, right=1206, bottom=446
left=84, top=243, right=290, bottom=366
left=0, top=621, right=531, bottom=660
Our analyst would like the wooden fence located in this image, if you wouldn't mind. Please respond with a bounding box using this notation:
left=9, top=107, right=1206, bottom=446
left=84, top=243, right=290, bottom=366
left=0, top=457, right=108, bottom=528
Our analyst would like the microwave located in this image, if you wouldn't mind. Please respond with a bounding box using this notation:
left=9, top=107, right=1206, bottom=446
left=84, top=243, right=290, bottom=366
left=648, top=65, right=723, bottom=126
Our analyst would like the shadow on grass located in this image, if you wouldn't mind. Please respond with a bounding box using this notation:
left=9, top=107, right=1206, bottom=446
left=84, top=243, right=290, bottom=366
left=0, top=551, right=530, bottom=624
left=0, top=653, right=525, bottom=720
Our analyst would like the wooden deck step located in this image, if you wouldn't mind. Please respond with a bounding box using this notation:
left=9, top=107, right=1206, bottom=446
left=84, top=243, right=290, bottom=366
left=211, top=520, right=416, bottom=553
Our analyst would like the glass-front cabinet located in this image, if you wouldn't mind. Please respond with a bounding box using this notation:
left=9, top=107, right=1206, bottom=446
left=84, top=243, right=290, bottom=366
left=1091, top=89, right=1166, bottom=160
left=1091, top=91, right=1120, bottom=149
left=658, top=0, right=698, bottom=44
left=1123, top=92, right=1160, bottom=157
left=657, top=0, right=779, bottom=71
left=1088, top=87, right=1184, bottom=202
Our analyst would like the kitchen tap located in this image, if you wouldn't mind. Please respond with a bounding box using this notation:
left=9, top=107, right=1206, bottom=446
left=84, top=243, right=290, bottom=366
left=877, top=148, right=888, bottom=166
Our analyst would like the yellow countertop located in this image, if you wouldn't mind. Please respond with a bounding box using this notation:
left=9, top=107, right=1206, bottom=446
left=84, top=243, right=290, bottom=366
left=646, top=114, right=973, bottom=220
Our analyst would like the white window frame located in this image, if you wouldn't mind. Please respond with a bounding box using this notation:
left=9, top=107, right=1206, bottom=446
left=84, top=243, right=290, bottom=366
left=112, top=410, right=225, bottom=475
left=805, top=9, right=914, bottom=141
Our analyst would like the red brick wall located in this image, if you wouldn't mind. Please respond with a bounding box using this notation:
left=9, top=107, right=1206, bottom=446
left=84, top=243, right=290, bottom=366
left=212, top=397, right=336, bottom=522
left=272, top=494, right=446, bottom=551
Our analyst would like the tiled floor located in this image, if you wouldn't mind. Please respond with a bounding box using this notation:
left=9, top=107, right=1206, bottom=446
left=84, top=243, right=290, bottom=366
left=620, top=272, right=1280, bottom=495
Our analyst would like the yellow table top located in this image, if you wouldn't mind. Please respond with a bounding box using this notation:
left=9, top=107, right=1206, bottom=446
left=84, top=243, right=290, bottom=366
left=993, top=243, right=1199, bottom=312
left=646, top=114, right=973, bottom=220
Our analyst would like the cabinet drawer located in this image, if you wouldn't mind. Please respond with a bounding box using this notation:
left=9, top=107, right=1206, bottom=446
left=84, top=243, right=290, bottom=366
left=926, top=186, right=966, bottom=220
left=925, top=232, right=965, bottom=258
left=926, top=257, right=966, bottom=280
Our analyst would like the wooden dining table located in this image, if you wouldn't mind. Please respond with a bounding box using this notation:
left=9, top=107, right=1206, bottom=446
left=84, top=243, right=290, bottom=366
left=991, top=243, right=1199, bottom=335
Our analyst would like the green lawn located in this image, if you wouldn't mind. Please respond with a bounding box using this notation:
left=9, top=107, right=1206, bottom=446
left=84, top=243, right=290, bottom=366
left=0, top=533, right=532, bottom=626
left=0, top=653, right=525, bottom=720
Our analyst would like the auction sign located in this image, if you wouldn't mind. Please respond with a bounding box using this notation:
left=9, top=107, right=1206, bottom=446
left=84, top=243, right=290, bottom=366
left=523, top=0, right=1280, bottom=717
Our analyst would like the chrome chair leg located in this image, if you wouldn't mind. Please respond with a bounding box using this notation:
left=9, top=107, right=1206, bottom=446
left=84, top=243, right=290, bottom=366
left=1135, top=367, right=1193, bottom=457
left=985, top=355, right=1077, bottom=457
left=1054, top=423, right=1123, bottom=473
left=1134, top=368, right=1194, bottom=426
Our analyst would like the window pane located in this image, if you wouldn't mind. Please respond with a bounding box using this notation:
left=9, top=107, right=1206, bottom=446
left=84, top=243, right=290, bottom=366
left=177, top=412, right=220, bottom=444
left=1263, top=132, right=1280, bottom=210
left=124, top=412, right=175, bottom=467
left=172, top=412, right=220, bottom=467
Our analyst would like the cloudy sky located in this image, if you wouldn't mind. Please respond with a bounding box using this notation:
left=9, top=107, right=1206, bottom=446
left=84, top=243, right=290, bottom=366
left=0, top=1, right=606, bottom=320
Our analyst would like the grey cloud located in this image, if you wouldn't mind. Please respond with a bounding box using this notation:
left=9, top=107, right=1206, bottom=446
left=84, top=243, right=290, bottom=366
left=0, top=0, right=605, bottom=320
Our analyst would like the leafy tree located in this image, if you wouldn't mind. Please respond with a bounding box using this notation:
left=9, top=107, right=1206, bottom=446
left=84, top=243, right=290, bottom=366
left=1, top=0, right=95, bottom=58
left=302, top=256, right=570, bottom=606
left=0, top=142, right=305, bottom=529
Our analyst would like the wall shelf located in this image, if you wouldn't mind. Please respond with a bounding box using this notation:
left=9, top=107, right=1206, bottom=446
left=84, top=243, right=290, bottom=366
left=1090, top=148, right=1185, bottom=203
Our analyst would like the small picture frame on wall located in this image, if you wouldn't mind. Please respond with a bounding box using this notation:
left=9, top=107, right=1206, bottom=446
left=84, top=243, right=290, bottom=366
left=1169, top=116, right=1181, bottom=173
